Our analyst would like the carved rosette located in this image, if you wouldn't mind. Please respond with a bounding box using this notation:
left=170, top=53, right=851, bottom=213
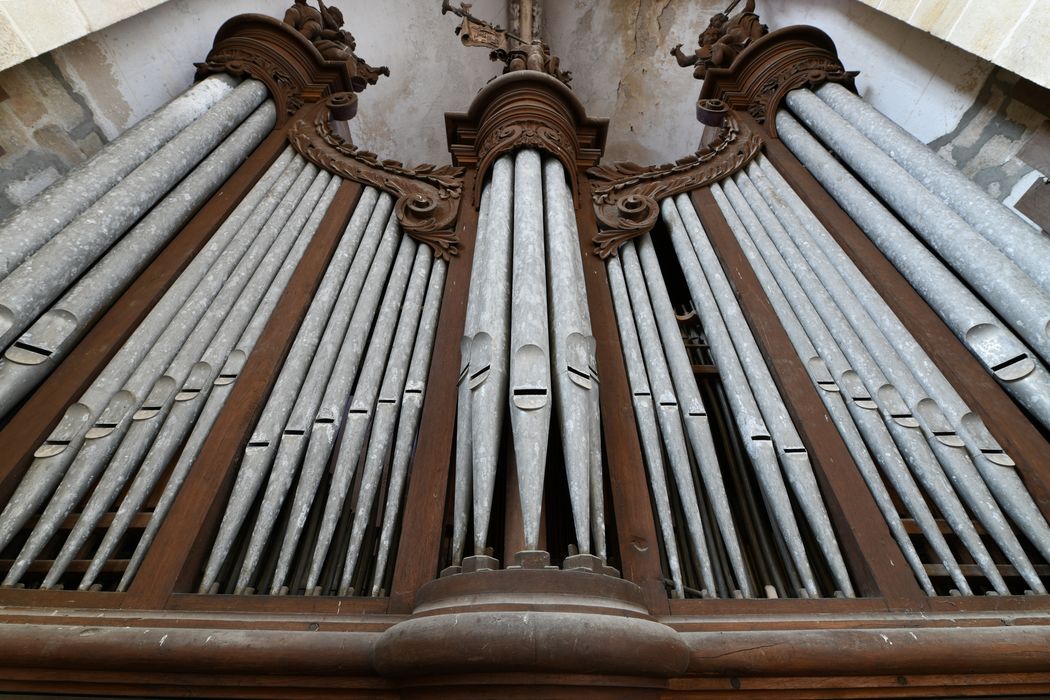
left=697, top=25, right=858, bottom=136
left=288, top=97, right=465, bottom=259
left=194, top=14, right=365, bottom=125
left=587, top=113, right=763, bottom=258
left=446, top=71, right=608, bottom=204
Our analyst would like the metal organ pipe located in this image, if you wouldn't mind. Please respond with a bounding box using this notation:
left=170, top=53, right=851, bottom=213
left=545, top=156, right=603, bottom=558
left=0, top=80, right=271, bottom=351
left=39, top=174, right=339, bottom=589
left=667, top=196, right=854, bottom=596
left=749, top=157, right=1050, bottom=570
left=715, top=177, right=1019, bottom=594
left=617, top=243, right=718, bottom=596
left=370, top=258, right=447, bottom=596
left=729, top=166, right=1045, bottom=594
left=0, top=103, right=276, bottom=417
left=815, top=82, right=1050, bottom=296
left=774, top=112, right=1050, bottom=430
left=606, top=256, right=685, bottom=597
left=784, top=89, right=1050, bottom=366
left=509, top=149, right=552, bottom=553
left=0, top=152, right=305, bottom=558
left=2, top=164, right=331, bottom=587
left=711, top=177, right=945, bottom=595
left=0, top=74, right=237, bottom=282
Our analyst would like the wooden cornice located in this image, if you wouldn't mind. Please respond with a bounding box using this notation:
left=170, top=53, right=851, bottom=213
left=194, top=13, right=362, bottom=126
left=445, top=71, right=608, bottom=204
left=698, top=24, right=859, bottom=135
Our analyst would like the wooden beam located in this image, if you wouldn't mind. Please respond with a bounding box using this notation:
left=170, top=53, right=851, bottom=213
left=388, top=171, right=479, bottom=613
left=577, top=177, right=670, bottom=615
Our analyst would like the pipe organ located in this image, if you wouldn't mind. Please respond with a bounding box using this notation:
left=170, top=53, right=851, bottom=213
left=0, top=3, right=1047, bottom=697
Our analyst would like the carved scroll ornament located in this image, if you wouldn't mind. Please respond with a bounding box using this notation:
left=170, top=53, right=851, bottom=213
left=588, top=112, right=762, bottom=258
left=288, top=96, right=465, bottom=259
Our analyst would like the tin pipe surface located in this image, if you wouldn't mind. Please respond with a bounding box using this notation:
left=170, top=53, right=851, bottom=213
left=784, top=90, right=1050, bottom=366
left=816, top=82, right=1050, bottom=296
left=0, top=74, right=238, bottom=282
left=606, top=256, right=685, bottom=597
left=370, top=260, right=447, bottom=595
left=0, top=80, right=270, bottom=350
left=0, top=103, right=276, bottom=417
left=509, top=149, right=551, bottom=552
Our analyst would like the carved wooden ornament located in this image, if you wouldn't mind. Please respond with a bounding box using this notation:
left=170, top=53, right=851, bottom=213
left=587, top=112, right=763, bottom=258
left=288, top=96, right=465, bottom=259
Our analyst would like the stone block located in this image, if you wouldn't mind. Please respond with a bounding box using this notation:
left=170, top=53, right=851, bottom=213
left=3, top=0, right=90, bottom=59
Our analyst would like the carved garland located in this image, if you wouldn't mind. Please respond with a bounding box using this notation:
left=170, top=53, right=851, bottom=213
left=196, top=47, right=306, bottom=120
left=587, top=112, right=763, bottom=258
left=288, top=97, right=465, bottom=259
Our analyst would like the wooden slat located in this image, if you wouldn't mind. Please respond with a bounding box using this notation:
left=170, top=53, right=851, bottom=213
left=122, top=179, right=364, bottom=609
left=760, top=122, right=1050, bottom=519
left=0, top=127, right=291, bottom=505
left=577, top=177, right=670, bottom=615
left=388, top=171, right=479, bottom=613
left=691, top=186, right=926, bottom=607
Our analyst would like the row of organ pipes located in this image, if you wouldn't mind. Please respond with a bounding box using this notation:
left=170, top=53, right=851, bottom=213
left=1, top=71, right=1047, bottom=598
left=453, top=149, right=606, bottom=567
left=0, top=71, right=446, bottom=593
left=773, top=84, right=1050, bottom=592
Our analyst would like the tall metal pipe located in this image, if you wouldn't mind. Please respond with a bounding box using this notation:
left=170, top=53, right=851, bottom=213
left=0, top=153, right=305, bottom=558
left=606, top=256, right=685, bottom=597
left=300, top=236, right=420, bottom=593
left=716, top=177, right=1014, bottom=593
left=668, top=196, right=853, bottom=596
left=0, top=75, right=238, bottom=282
left=544, top=156, right=602, bottom=556
left=773, top=114, right=1050, bottom=430
left=370, top=259, right=447, bottom=595
left=338, top=250, right=433, bottom=594
left=0, top=103, right=276, bottom=418
left=815, top=82, right=1050, bottom=296
left=751, top=156, right=1050, bottom=569
left=509, top=149, right=551, bottom=552
left=194, top=188, right=385, bottom=590
left=617, top=246, right=718, bottom=596
left=0, top=80, right=270, bottom=351
left=784, top=90, right=1050, bottom=366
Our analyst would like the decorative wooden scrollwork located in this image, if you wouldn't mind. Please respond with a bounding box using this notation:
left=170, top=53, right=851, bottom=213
left=288, top=96, right=465, bottom=259
left=696, top=25, right=858, bottom=137
left=587, top=112, right=763, bottom=258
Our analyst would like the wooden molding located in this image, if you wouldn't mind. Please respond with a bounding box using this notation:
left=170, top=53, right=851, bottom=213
left=445, top=71, right=608, bottom=202
left=587, top=112, right=763, bottom=258
left=288, top=96, right=465, bottom=259
left=697, top=25, right=858, bottom=135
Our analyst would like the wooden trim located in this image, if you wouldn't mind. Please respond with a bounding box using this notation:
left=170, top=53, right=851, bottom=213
left=761, top=128, right=1050, bottom=519
left=123, top=178, right=364, bottom=609
left=0, top=127, right=290, bottom=506
left=577, top=176, right=670, bottom=615
left=388, top=170, right=480, bottom=613
left=690, top=187, right=926, bottom=607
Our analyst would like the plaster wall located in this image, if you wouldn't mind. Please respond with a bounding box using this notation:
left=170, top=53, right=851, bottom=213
left=0, top=0, right=1048, bottom=220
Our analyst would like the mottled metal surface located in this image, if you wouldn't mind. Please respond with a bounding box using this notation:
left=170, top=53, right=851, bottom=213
left=816, top=82, right=1050, bottom=296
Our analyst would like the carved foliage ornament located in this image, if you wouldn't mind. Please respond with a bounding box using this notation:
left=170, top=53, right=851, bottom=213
left=588, top=112, right=762, bottom=258
left=288, top=97, right=465, bottom=259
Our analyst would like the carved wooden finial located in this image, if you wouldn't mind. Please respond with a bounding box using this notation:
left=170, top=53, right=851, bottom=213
left=441, top=0, right=572, bottom=86
left=670, top=0, right=767, bottom=80
left=284, top=0, right=390, bottom=91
